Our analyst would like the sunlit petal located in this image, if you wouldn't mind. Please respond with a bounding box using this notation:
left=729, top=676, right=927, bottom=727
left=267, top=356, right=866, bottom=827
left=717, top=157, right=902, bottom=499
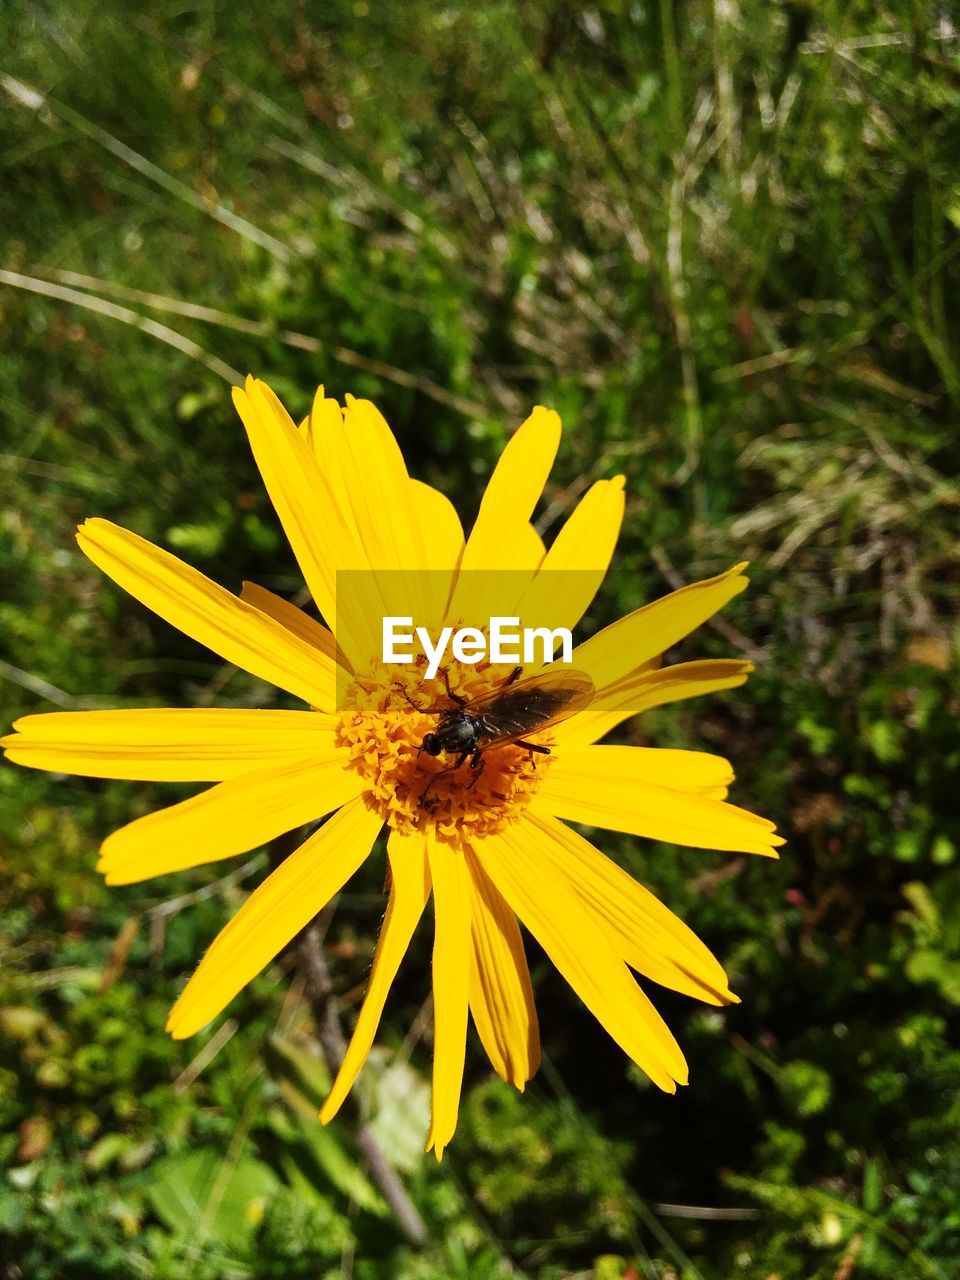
left=409, top=479, right=464, bottom=626
left=572, top=564, right=750, bottom=689
left=459, top=406, right=560, bottom=572
left=98, top=753, right=362, bottom=884
left=478, top=820, right=688, bottom=1091
left=320, top=827, right=431, bottom=1123
left=557, top=658, right=753, bottom=748
left=77, top=518, right=336, bottom=709
left=233, top=379, right=378, bottom=666
left=517, top=476, right=625, bottom=633
left=464, top=846, right=540, bottom=1089
left=522, top=812, right=736, bottom=1005
left=446, top=406, right=558, bottom=621
left=1, top=707, right=337, bottom=782
left=167, top=798, right=382, bottom=1038
left=530, top=745, right=782, bottom=857
left=239, top=581, right=342, bottom=665
left=425, top=834, right=472, bottom=1159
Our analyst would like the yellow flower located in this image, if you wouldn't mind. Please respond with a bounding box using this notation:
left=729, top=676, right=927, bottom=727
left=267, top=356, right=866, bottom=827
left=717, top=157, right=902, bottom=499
left=2, top=377, right=781, bottom=1159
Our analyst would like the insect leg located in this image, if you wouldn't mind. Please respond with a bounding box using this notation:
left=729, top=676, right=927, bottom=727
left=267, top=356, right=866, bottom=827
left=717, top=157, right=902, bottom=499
left=393, top=683, right=447, bottom=715
left=394, top=682, right=427, bottom=711
left=440, top=666, right=468, bottom=707
left=515, top=739, right=551, bottom=756
left=418, top=750, right=474, bottom=806
left=467, top=752, right=486, bottom=791
left=418, top=762, right=459, bottom=806
left=503, top=665, right=523, bottom=686
left=419, top=769, right=445, bottom=806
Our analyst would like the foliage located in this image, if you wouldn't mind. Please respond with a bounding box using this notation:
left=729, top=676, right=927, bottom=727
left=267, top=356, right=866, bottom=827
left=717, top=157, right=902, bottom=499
left=1, top=0, right=958, bottom=1277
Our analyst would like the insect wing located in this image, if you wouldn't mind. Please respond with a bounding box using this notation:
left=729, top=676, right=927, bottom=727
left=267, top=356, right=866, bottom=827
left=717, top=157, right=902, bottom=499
left=468, top=668, right=595, bottom=747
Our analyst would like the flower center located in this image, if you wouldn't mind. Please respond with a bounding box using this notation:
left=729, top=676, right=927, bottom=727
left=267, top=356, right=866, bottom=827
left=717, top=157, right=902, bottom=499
left=335, top=659, right=552, bottom=844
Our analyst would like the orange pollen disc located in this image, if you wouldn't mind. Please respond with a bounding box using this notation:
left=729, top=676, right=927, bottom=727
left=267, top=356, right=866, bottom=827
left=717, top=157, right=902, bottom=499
left=335, top=660, right=553, bottom=844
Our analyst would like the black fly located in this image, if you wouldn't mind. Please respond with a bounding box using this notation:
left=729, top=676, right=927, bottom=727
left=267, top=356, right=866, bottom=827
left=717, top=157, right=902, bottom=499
left=397, top=665, right=595, bottom=803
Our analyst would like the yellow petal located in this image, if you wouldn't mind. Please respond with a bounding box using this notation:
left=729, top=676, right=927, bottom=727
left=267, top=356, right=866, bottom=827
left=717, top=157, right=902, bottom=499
left=530, top=745, right=783, bottom=857
left=318, top=392, right=433, bottom=619
left=320, top=827, right=431, bottom=1124
left=517, top=477, right=625, bottom=633
left=478, top=820, right=687, bottom=1091
left=523, top=812, right=735, bottom=1005
left=446, top=406, right=557, bottom=622
left=232, top=379, right=377, bottom=667
left=425, top=833, right=471, bottom=1160
left=446, top=522, right=547, bottom=627
left=459, top=406, right=561, bottom=572
left=572, top=564, right=750, bottom=690
left=1, top=708, right=338, bottom=782
left=299, top=389, right=348, bottom=497
left=408, top=479, right=464, bottom=572
left=167, top=797, right=382, bottom=1038
left=300, top=390, right=364, bottom=550
left=98, top=753, right=362, bottom=884
left=77, top=518, right=336, bottom=709
left=555, top=743, right=732, bottom=793
left=511, top=523, right=547, bottom=568
left=303, top=387, right=432, bottom=639
left=464, top=847, right=540, bottom=1089
left=239, top=582, right=342, bottom=665
left=340, top=395, right=427, bottom=573
left=558, top=658, right=753, bottom=748
left=409, top=479, right=464, bottom=628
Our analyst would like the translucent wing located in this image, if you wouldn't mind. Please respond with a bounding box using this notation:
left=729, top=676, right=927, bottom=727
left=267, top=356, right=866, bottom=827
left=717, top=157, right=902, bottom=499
left=467, top=668, right=595, bottom=747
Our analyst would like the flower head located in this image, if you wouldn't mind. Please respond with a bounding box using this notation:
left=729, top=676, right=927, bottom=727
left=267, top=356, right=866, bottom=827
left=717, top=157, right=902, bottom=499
left=2, top=377, right=781, bottom=1159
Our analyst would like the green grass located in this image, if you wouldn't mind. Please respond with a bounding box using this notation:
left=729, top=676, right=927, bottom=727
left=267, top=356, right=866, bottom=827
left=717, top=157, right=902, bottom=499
left=1, top=2, right=959, bottom=1276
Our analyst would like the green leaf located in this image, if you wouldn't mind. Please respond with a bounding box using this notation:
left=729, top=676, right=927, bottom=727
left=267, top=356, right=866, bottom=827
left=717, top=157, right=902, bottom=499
left=365, top=1053, right=432, bottom=1175
left=278, top=1081, right=388, bottom=1217
left=267, top=1031, right=332, bottom=1107
left=146, top=1147, right=281, bottom=1251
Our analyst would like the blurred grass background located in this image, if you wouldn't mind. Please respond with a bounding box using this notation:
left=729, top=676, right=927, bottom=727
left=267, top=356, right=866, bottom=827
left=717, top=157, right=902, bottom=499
left=1, top=1, right=959, bottom=1277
